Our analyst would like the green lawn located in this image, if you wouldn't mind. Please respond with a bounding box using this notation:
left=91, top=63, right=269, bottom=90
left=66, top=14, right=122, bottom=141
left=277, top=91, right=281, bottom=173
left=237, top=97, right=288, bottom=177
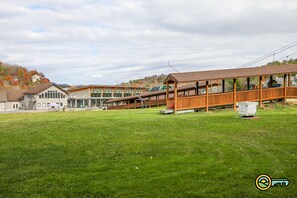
left=0, top=105, right=296, bottom=197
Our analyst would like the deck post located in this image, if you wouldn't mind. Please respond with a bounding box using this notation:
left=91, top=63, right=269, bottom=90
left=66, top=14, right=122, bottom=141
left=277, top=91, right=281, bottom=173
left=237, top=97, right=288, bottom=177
left=233, top=79, right=237, bottom=110
left=222, top=79, right=225, bottom=93
left=284, top=74, right=287, bottom=102
left=196, top=82, right=199, bottom=95
left=166, top=82, right=169, bottom=109
left=288, top=73, right=291, bottom=87
left=174, top=82, right=178, bottom=114
left=247, top=77, right=250, bottom=90
left=259, top=76, right=263, bottom=107
left=156, top=95, right=159, bottom=106
left=149, top=97, right=152, bottom=107
left=134, top=99, right=136, bottom=109
left=206, top=81, right=209, bottom=112
left=270, top=75, right=273, bottom=87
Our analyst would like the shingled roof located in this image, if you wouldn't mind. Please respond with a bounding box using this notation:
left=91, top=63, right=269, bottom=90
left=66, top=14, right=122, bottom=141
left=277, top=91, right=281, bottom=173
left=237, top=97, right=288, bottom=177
left=164, top=64, right=297, bottom=83
left=24, top=83, right=67, bottom=94
left=0, top=89, right=24, bottom=102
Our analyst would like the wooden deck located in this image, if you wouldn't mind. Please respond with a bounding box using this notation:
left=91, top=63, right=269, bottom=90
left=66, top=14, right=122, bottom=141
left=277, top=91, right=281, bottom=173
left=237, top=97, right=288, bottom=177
left=108, top=87, right=297, bottom=110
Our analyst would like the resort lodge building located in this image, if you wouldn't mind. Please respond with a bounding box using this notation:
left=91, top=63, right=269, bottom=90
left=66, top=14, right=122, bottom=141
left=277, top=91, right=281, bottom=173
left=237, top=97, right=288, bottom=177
left=67, top=85, right=146, bottom=108
left=22, top=83, right=68, bottom=110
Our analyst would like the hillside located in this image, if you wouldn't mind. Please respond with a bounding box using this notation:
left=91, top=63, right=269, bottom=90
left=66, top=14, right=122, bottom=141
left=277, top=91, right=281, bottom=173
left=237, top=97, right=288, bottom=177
left=121, top=74, right=167, bottom=88
left=266, top=58, right=297, bottom=66
left=0, top=62, right=50, bottom=89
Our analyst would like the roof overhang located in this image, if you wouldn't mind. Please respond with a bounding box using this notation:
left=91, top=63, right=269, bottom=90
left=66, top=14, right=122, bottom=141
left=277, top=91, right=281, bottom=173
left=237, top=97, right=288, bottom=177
left=163, top=64, right=297, bottom=84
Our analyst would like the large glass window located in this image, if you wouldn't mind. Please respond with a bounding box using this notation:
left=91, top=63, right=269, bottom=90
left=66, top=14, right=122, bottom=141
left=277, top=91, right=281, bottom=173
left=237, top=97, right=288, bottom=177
left=91, top=91, right=101, bottom=97
left=134, top=91, right=141, bottom=95
left=114, top=91, right=122, bottom=97
left=103, top=91, right=112, bottom=97
left=124, top=91, right=132, bottom=97
left=42, top=90, right=65, bottom=99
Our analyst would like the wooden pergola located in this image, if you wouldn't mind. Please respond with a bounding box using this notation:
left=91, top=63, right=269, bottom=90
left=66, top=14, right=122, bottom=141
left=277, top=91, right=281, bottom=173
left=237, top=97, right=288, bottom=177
left=164, top=64, right=297, bottom=114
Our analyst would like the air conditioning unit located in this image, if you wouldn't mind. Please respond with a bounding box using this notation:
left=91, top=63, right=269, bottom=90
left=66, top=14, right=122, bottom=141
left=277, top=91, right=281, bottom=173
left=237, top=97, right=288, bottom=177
left=237, top=102, right=258, bottom=117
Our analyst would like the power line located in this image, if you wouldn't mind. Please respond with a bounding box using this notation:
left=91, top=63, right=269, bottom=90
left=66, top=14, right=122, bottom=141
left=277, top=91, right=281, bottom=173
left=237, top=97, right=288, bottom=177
left=168, top=61, right=179, bottom=72
left=239, top=41, right=297, bottom=68
left=277, top=51, right=297, bottom=61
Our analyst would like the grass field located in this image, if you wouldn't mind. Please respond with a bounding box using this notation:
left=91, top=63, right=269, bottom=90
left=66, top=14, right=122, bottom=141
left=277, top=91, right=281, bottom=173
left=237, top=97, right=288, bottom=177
left=0, top=105, right=296, bottom=197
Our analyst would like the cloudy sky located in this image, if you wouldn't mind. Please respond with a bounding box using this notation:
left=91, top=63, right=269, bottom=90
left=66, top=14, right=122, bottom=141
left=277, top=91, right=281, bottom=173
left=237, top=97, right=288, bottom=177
left=1, top=0, right=297, bottom=85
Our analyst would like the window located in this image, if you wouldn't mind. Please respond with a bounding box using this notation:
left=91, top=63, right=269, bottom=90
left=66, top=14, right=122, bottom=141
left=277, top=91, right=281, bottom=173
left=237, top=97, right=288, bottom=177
left=16, top=104, right=18, bottom=109
left=37, top=103, right=41, bottom=107
left=60, top=103, right=63, bottom=107
left=91, top=91, right=101, bottom=97
left=43, top=103, right=46, bottom=107
left=39, top=94, right=41, bottom=99
left=43, top=90, right=65, bottom=99
left=124, top=91, right=132, bottom=97
left=13, top=104, right=15, bottom=109
left=103, top=91, right=112, bottom=97
left=114, top=91, right=122, bottom=97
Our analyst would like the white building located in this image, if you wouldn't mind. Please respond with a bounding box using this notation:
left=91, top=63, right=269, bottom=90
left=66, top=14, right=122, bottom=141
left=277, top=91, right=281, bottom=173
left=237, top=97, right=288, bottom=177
left=0, top=89, right=24, bottom=111
left=67, top=85, right=146, bottom=108
left=31, top=74, right=41, bottom=83
left=22, top=83, right=67, bottom=110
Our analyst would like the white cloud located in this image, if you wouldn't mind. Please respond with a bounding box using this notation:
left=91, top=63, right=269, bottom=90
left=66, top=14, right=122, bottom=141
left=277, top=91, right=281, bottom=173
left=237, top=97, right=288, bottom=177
left=0, top=0, right=297, bottom=84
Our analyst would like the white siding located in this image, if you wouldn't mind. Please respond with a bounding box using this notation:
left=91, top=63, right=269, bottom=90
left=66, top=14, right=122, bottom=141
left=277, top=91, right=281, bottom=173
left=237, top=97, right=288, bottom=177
left=0, top=102, right=5, bottom=111
left=35, top=86, right=67, bottom=110
left=68, top=89, right=90, bottom=98
left=5, top=102, right=20, bottom=111
left=0, top=102, right=20, bottom=111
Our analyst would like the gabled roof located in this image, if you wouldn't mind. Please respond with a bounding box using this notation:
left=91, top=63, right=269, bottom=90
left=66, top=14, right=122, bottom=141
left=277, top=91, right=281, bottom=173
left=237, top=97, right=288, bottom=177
left=24, top=83, right=67, bottom=94
left=164, top=64, right=297, bottom=83
left=0, top=89, right=25, bottom=102
left=6, top=89, right=25, bottom=101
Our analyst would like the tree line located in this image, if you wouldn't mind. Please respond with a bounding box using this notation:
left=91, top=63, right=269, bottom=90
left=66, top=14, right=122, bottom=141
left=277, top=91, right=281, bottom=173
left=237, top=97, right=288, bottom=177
left=0, top=62, right=50, bottom=89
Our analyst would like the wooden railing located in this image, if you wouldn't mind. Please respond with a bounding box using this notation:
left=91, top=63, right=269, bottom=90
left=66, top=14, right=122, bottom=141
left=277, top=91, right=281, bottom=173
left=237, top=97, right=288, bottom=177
left=108, top=99, right=167, bottom=110
left=175, top=87, right=291, bottom=111
left=262, top=87, right=284, bottom=100
left=108, top=87, right=297, bottom=110
left=236, top=90, right=259, bottom=102
left=287, top=87, right=297, bottom=97
left=177, top=95, right=206, bottom=110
